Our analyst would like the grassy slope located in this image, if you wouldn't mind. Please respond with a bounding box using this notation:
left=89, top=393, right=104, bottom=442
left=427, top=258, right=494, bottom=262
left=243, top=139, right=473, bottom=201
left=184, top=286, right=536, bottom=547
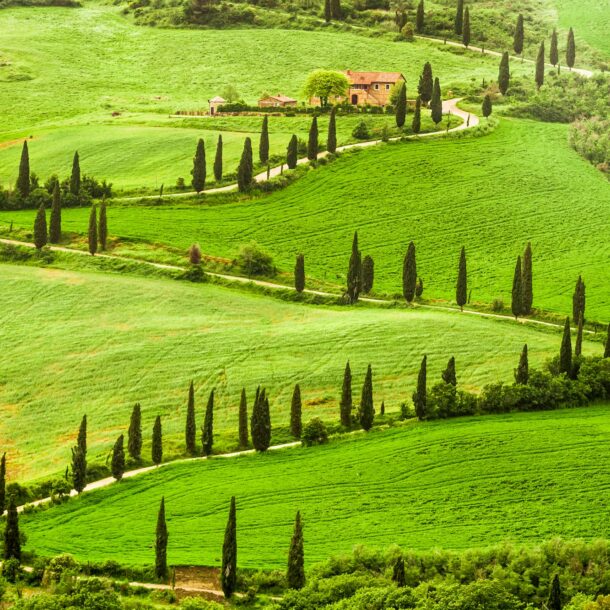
left=22, top=404, right=610, bottom=568
left=0, top=263, right=594, bottom=483
left=554, top=0, right=610, bottom=58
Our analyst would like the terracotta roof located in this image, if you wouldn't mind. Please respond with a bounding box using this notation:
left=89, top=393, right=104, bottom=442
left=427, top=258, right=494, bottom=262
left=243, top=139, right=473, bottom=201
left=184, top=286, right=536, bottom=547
left=345, top=70, right=405, bottom=85
left=209, top=96, right=226, bottom=103
left=260, top=93, right=297, bottom=103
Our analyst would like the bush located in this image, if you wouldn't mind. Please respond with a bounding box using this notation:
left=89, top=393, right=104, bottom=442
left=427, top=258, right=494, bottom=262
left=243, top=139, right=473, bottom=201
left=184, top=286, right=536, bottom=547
left=2, top=558, right=22, bottom=583
left=352, top=120, right=371, bottom=140
left=180, top=597, right=224, bottom=609
left=301, top=417, right=328, bottom=447
left=236, top=241, right=274, bottom=276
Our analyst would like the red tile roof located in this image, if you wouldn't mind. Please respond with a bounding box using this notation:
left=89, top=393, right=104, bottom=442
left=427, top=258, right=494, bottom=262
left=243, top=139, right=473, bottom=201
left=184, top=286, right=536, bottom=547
left=260, top=94, right=297, bottom=103
left=345, top=70, right=405, bottom=85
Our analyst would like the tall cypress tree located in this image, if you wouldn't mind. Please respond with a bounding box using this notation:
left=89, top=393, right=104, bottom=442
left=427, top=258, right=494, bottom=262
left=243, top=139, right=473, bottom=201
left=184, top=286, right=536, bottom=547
left=340, top=361, right=352, bottom=427
left=0, top=453, right=6, bottom=516
left=402, top=241, right=417, bottom=303
left=392, top=556, right=406, bottom=587
left=128, top=403, right=142, bottom=462
left=418, top=63, right=433, bottom=106
left=456, top=246, right=467, bottom=311
left=70, top=151, right=81, bottom=197
left=185, top=381, right=197, bottom=455
left=259, top=116, right=270, bottom=164
left=431, top=77, right=442, bottom=125
left=535, top=41, right=545, bottom=89
left=605, top=323, right=610, bottom=358
left=559, top=317, right=572, bottom=377
left=239, top=388, right=248, bottom=448
left=566, top=27, right=576, bottom=69
left=548, top=574, right=562, bottom=610
left=307, top=117, right=319, bottom=161
left=416, top=0, right=424, bottom=33
left=346, top=231, right=362, bottom=304
left=324, top=0, right=331, bottom=22
left=201, top=389, right=214, bottom=456
left=482, top=94, right=492, bottom=118
left=17, top=141, right=30, bottom=199
left=111, top=434, right=125, bottom=481
left=287, top=511, right=305, bottom=590
left=498, top=52, right=510, bottom=95
left=413, top=355, right=427, bottom=420
left=442, top=356, right=457, bottom=386
left=575, top=314, right=584, bottom=357
left=462, top=6, right=471, bottom=47
left=511, top=255, right=524, bottom=319
left=395, top=82, right=407, bottom=128
left=192, top=138, right=206, bottom=193
left=454, top=0, right=463, bottom=35
left=98, top=199, right=108, bottom=250
left=572, top=276, right=586, bottom=325
left=237, top=137, right=253, bottom=192
left=550, top=29, right=559, bottom=66
left=515, top=344, right=529, bottom=385
left=3, top=499, right=21, bottom=561
left=513, top=14, right=524, bottom=56
left=33, top=204, right=47, bottom=250
left=152, top=415, right=163, bottom=465
left=359, top=364, right=374, bottom=431
left=78, top=414, right=87, bottom=455
left=522, top=242, right=533, bottom=315
left=251, top=387, right=271, bottom=452
left=88, top=205, right=98, bottom=256
left=295, top=254, right=305, bottom=293
left=327, top=108, right=337, bottom=154
left=71, top=445, right=87, bottom=493
left=155, top=497, right=168, bottom=580
left=49, top=183, right=62, bottom=243
left=412, top=96, right=422, bottom=134
left=214, top=135, right=223, bottom=182
left=222, top=496, right=237, bottom=598
left=330, top=0, right=341, bottom=19
left=291, top=384, right=302, bottom=438
left=287, top=134, right=298, bottom=169
left=361, top=255, right=374, bottom=294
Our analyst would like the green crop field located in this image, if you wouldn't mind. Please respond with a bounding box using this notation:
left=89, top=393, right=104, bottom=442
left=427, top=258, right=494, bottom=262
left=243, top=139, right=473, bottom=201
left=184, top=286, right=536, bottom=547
left=0, top=263, right=594, bottom=483
left=554, top=0, right=610, bottom=58
left=21, top=403, right=610, bottom=568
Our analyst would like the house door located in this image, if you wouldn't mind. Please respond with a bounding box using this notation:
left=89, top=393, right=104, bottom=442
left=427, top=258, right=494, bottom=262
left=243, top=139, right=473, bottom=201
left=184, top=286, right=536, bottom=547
left=351, top=94, right=358, bottom=105
left=210, top=107, right=215, bottom=116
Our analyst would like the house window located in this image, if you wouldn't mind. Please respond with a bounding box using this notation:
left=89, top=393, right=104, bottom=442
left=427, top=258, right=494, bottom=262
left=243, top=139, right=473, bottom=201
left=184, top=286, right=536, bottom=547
left=374, top=84, right=379, bottom=90
left=385, top=84, right=391, bottom=90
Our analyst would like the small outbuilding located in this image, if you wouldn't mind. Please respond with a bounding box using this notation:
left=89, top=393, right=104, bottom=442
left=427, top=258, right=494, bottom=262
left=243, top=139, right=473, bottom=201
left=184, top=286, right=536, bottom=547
left=208, top=96, right=226, bottom=116
left=258, top=93, right=298, bottom=108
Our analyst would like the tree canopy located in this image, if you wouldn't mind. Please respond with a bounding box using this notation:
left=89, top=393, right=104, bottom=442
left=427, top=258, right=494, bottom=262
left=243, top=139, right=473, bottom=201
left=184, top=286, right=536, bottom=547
left=303, top=71, right=350, bottom=107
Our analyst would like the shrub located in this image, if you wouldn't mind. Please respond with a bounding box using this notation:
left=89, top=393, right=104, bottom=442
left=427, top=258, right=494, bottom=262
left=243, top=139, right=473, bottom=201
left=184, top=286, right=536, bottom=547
left=179, top=597, right=224, bottom=609
left=352, top=120, right=371, bottom=140
left=236, top=242, right=274, bottom=276
left=301, top=417, right=328, bottom=447
left=2, top=559, right=21, bottom=583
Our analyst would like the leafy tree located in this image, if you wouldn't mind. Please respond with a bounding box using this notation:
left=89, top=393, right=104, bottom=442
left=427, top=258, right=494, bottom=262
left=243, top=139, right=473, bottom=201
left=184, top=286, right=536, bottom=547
left=454, top=0, right=463, bottom=35
left=49, top=183, right=62, bottom=243
left=287, top=511, right=305, bottom=590
left=395, top=82, right=407, bottom=128
left=535, top=41, right=545, bottom=89
left=392, top=556, right=406, bottom=587
left=291, top=384, right=302, bottom=438
left=302, top=417, right=328, bottom=446
left=33, top=204, right=47, bottom=250
left=214, top=135, right=223, bottom=182
left=413, top=355, right=427, bottom=420
left=330, top=0, right=341, bottom=19
left=522, top=242, right=533, bottom=315
left=88, top=205, right=98, bottom=256
left=192, top=138, right=206, bottom=193
left=152, top=415, right=163, bottom=465
left=359, top=364, right=374, bottom=431
left=566, top=27, right=576, bottom=69
left=0, top=453, right=6, bottom=516
left=361, top=255, right=374, bottom=293
left=511, top=255, right=523, bottom=318
left=573, top=275, right=586, bottom=324
left=303, top=70, right=350, bottom=107
left=111, top=434, right=125, bottom=481
left=605, top=323, right=610, bottom=358
left=155, top=497, right=168, bottom=580
left=431, top=77, right=442, bottom=125
left=416, top=0, right=424, bottom=33
left=98, top=200, right=108, bottom=250
left=185, top=381, right=197, bottom=455
left=307, top=117, right=319, bottom=161
left=340, top=361, right=352, bottom=427
left=287, top=134, right=298, bottom=169
left=327, top=107, right=337, bottom=154
left=17, top=141, right=30, bottom=199
left=550, top=28, right=559, bottom=66
left=324, top=0, right=331, bottom=22
left=513, top=14, right=524, bottom=56
left=237, top=137, right=253, bottom=192
left=70, top=151, right=81, bottom=196
left=71, top=445, right=87, bottom=494
left=346, top=231, right=362, bottom=303
left=3, top=499, right=21, bottom=561
left=418, top=62, right=433, bottom=105
left=498, top=52, right=510, bottom=95
left=402, top=241, right=417, bottom=303
left=515, top=344, right=529, bottom=384
left=442, top=356, right=457, bottom=386
left=251, top=387, right=271, bottom=451
left=482, top=94, right=492, bottom=118
left=456, top=246, right=467, bottom=311
left=239, top=388, right=248, bottom=448
left=548, top=574, right=562, bottom=610
left=559, top=317, right=572, bottom=376
left=412, top=96, right=422, bottom=133
left=259, top=116, right=270, bottom=164
left=201, top=389, right=214, bottom=456
left=462, top=6, right=471, bottom=47
left=221, top=496, right=237, bottom=598
left=128, top=403, right=142, bottom=462
left=295, top=254, right=305, bottom=293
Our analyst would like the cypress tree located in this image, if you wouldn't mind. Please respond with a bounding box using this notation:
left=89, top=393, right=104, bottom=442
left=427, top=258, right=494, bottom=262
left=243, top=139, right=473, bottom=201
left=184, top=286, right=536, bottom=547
left=548, top=574, right=562, bottom=610
left=380, top=401, right=385, bottom=415
left=17, top=141, right=30, bottom=199
left=498, top=52, right=510, bottom=95
left=456, top=246, right=467, bottom=311
left=513, top=14, right=524, bottom=56
left=201, top=389, right=214, bottom=456
left=340, top=361, right=352, bottom=427
left=431, top=77, right=442, bottom=125
left=3, top=499, right=21, bottom=561
left=128, top=403, right=142, bottom=462
left=155, top=497, right=168, bottom=580
left=395, top=82, right=407, bottom=128
left=49, top=183, right=62, bottom=243
left=412, top=96, right=422, bottom=134
left=392, top=556, right=406, bottom=587
left=575, top=314, right=584, bottom=357
left=71, top=445, right=87, bottom=494
left=295, top=254, right=305, bottom=293
left=416, top=0, right=424, bottom=33
left=78, top=414, right=87, bottom=455
left=330, top=0, right=341, bottom=19
left=462, top=6, right=471, bottom=47
left=522, top=242, right=533, bottom=315
left=98, top=199, right=108, bottom=250
left=222, top=496, right=237, bottom=598
left=152, top=415, right=163, bottom=465
left=413, top=355, right=427, bottom=420
left=70, top=151, right=81, bottom=197
left=416, top=277, right=424, bottom=298
left=259, top=116, right=270, bottom=164
left=287, top=511, right=305, bottom=589
left=566, top=27, right=575, bottom=69
left=550, top=29, right=559, bottom=66
left=111, top=434, right=125, bottom=481
left=307, top=116, right=319, bottom=161
left=359, top=364, right=374, bottom=431
left=237, top=137, right=253, bottom=192
left=0, top=453, right=6, bottom=516
left=239, top=388, right=249, bottom=448
left=572, top=276, right=586, bottom=325
left=605, top=323, right=610, bottom=358
left=33, top=204, right=47, bottom=250
left=515, top=344, right=529, bottom=384
left=251, top=387, right=271, bottom=452
left=88, top=205, right=98, bottom=256
left=192, top=138, right=206, bottom=193
left=214, top=135, right=223, bottom=182
left=402, top=241, right=417, bottom=303
left=361, top=255, right=374, bottom=294
left=511, top=255, right=524, bottom=319
left=324, top=0, right=331, bottom=22
left=454, top=0, right=463, bottom=35
left=418, top=63, right=433, bottom=106
left=535, top=41, right=545, bottom=89
left=442, top=356, right=457, bottom=386
left=346, top=231, right=362, bottom=304
left=287, top=134, right=298, bottom=169
left=559, top=317, right=572, bottom=376
left=291, top=384, right=302, bottom=438
left=327, top=108, right=337, bottom=154
left=185, top=381, right=196, bottom=455
left=482, top=94, right=492, bottom=118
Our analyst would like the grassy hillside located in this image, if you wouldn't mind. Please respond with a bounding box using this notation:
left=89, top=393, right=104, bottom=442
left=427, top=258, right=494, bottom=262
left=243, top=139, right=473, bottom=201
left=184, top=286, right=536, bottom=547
left=0, top=263, right=590, bottom=483
left=22, top=403, right=610, bottom=568
left=554, top=0, right=610, bottom=59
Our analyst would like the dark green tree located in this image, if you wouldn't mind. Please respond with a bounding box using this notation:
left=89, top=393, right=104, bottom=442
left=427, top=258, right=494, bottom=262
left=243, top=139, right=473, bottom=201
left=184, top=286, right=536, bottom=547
left=307, top=117, right=319, bottom=161
left=359, top=364, right=374, bottom=431
left=559, top=317, right=572, bottom=377
left=324, top=0, right=331, bottom=22
left=402, top=241, right=417, bottom=303
left=33, top=204, right=47, bottom=250
left=340, top=361, right=352, bottom=427
left=290, top=384, right=302, bottom=438
left=566, top=27, right=575, bottom=69
left=239, top=388, right=248, bottom=448
left=251, top=387, right=271, bottom=452
left=287, top=134, right=298, bottom=169
left=221, top=496, right=237, bottom=598
left=128, top=403, right=142, bottom=462
left=392, top=556, right=406, bottom=587
left=413, top=355, right=427, bottom=420
left=237, top=137, right=253, bottom=192
left=185, top=381, right=197, bottom=455
left=548, top=574, right=562, bottom=610
left=522, top=242, right=533, bottom=315
left=418, top=62, right=433, bottom=105
left=462, top=6, right=471, bottom=47
left=550, top=28, right=559, bottom=66
left=416, top=276, right=424, bottom=298
left=88, top=205, right=98, bottom=256
left=498, top=52, right=510, bottom=95
left=431, top=77, right=442, bottom=125
left=511, top=255, right=524, bottom=319
left=214, top=135, right=223, bottom=182
left=327, top=108, right=337, bottom=154
left=416, top=0, right=424, bottom=33
left=361, top=255, right=374, bottom=294
left=111, top=434, right=125, bottom=481
left=412, top=96, right=422, bottom=133
left=201, top=389, right=214, bottom=456
left=98, top=200, right=108, bottom=250
left=605, top=323, right=610, bottom=358
left=17, top=141, right=30, bottom=199
left=287, top=511, right=305, bottom=590
left=454, top=0, right=463, bottom=35
left=71, top=445, right=87, bottom=494
left=0, top=453, right=6, bottom=516
left=259, top=116, right=270, bottom=164
left=515, top=344, right=529, bottom=385
left=70, top=151, right=81, bottom=197
left=49, top=183, right=62, bottom=243
left=395, top=82, right=407, bottom=128
left=513, top=14, right=524, bottom=56
left=346, top=231, right=362, bottom=304
left=3, top=499, right=21, bottom=561
left=535, top=41, right=545, bottom=89
left=192, top=138, right=206, bottom=193
left=456, top=246, right=467, bottom=311
left=482, top=94, right=492, bottom=118
left=575, top=314, right=584, bottom=357
left=442, top=356, right=457, bottom=386
left=78, top=414, right=87, bottom=455
left=573, top=275, right=586, bottom=325
left=155, top=497, right=168, bottom=580
left=152, top=415, right=163, bottom=465
left=295, top=254, right=305, bottom=293
left=330, top=0, right=341, bottom=19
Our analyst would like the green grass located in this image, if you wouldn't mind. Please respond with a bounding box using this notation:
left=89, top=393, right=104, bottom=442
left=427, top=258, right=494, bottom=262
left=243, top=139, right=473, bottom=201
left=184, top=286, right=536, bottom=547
left=21, top=403, right=610, bottom=568
left=554, top=0, right=610, bottom=59
left=0, top=263, right=595, bottom=483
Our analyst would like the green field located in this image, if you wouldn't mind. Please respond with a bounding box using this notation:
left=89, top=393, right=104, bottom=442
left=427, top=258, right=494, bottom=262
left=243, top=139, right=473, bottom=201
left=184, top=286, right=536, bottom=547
left=0, top=263, right=594, bottom=483
left=554, top=0, right=610, bottom=58
left=21, top=403, right=610, bottom=568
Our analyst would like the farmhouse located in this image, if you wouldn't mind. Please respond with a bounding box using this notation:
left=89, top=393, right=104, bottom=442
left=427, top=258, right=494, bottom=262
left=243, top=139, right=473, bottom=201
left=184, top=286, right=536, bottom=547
left=258, top=93, right=298, bottom=108
left=208, top=96, right=226, bottom=116
left=345, top=70, right=406, bottom=107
